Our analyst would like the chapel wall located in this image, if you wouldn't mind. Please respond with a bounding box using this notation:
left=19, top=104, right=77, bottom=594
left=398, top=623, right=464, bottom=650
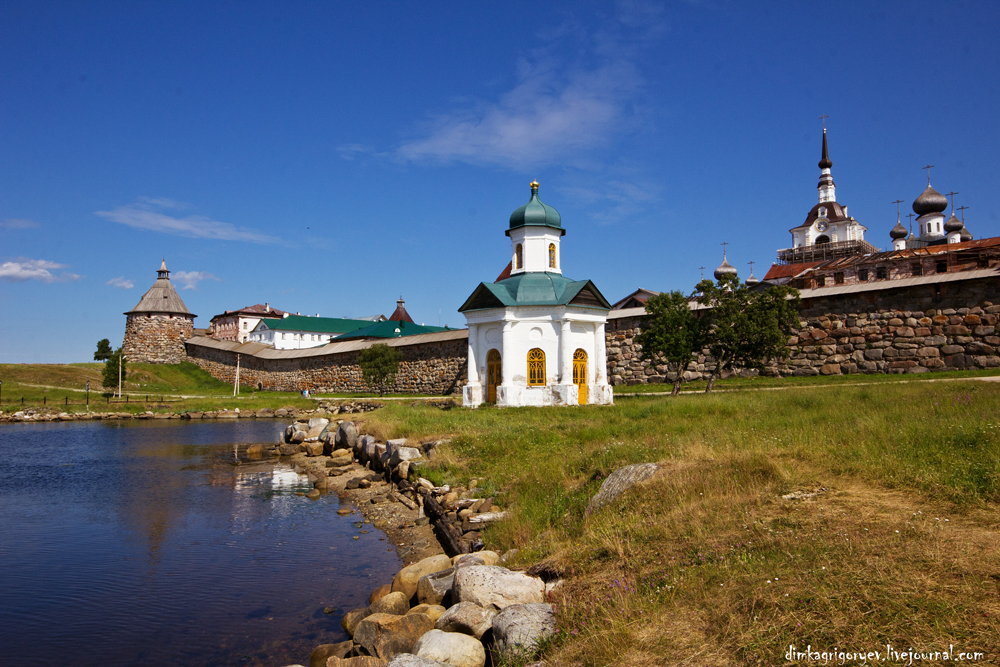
left=123, top=314, right=194, bottom=364
left=605, top=277, right=1000, bottom=385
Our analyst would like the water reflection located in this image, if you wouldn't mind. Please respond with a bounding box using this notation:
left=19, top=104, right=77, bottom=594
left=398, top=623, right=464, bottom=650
left=0, top=420, right=401, bottom=667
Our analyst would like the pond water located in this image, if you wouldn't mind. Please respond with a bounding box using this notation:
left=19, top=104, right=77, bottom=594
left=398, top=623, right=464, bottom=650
left=0, top=419, right=401, bottom=667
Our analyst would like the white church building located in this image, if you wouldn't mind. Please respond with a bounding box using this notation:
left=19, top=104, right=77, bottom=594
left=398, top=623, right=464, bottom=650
left=459, top=181, right=613, bottom=408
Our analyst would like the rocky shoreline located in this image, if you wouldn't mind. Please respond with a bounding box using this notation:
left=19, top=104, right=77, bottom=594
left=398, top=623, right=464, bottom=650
left=0, top=400, right=381, bottom=423
left=270, top=415, right=558, bottom=667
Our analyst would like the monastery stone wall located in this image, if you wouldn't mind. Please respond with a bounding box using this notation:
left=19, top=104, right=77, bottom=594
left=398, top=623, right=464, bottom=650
left=123, top=314, right=194, bottom=364
left=606, top=276, right=1000, bottom=385
left=186, top=338, right=468, bottom=395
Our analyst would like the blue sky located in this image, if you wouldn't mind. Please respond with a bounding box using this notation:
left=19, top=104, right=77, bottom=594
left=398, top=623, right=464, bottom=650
left=2, top=1, right=998, bottom=363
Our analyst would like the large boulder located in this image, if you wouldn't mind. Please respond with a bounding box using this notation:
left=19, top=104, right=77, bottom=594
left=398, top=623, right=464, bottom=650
left=412, top=629, right=486, bottom=667
left=308, top=417, right=330, bottom=429
left=491, top=603, right=557, bottom=656
left=370, top=583, right=393, bottom=605
left=385, top=438, right=408, bottom=457
left=325, top=657, right=386, bottom=667
left=453, top=566, right=545, bottom=610
left=290, top=430, right=307, bottom=445
left=434, top=602, right=496, bottom=640
left=407, top=604, right=446, bottom=624
left=392, top=554, right=453, bottom=600
left=370, top=591, right=410, bottom=616
left=416, top=567, right=455, bottom=606
left=341, top=607, right=371, bottom=637
left=385, top=655, right=452, bottom=667
left=358, top=435, right=377, bottom=462
left=303, top=441, right=325, bottom=457
left=389, top=447, right=423, bottom=469
left=354, top=612, right=435, bottom=660
left=336, top=422, right=359, bottom=451
left=584, top=463, right=661, bottom=517
left=309, top=640, right=353, bottom=667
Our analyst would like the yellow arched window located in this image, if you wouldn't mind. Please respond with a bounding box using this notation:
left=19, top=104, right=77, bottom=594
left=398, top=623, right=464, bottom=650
left=548, top=243, right=556, bottom=269
left=515, top=244, right=523, bottom=270
left=486, top=349, right=501, bottom=403
left=527, top=348, right=546, bottom=386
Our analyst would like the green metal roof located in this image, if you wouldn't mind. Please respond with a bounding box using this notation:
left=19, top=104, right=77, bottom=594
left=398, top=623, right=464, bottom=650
left=507, top=182, right=565, bottom=236
left=335, top=319, right=452, bottom=340
left=257, top=315, right=375, bottom=334
left=458, top=272, right=611, bottom=312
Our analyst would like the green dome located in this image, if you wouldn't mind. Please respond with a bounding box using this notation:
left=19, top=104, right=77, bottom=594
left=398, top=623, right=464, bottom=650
left=507, top=181, right=565, bottom=236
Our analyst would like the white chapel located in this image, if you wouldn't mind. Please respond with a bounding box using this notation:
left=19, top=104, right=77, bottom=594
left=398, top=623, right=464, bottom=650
left=459, top=181, right=613, bottom=408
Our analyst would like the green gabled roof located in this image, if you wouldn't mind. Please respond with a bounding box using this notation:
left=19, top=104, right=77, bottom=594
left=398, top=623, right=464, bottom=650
left=335, top=319, right=452, bottom=341
left=458, top=272, right=611, bottom=313
left=257, top=315, right=375, bottom=335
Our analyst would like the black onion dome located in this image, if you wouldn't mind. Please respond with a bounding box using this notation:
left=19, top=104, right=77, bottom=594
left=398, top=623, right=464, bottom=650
left=944, top=212, right=963, bottom=233
left=913, top=185, right=948, bottom=215
left=890, top=220, right=908, bottom=239
left=714, top=256, right=738, bottom=280
left=960, top=226, right=973, bottom=242
left=818, top=130, right=833, bottom=169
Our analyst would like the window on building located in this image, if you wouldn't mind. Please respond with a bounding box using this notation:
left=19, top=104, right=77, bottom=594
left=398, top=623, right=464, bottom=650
left=816, top=275, right=826, bottom=287
left=876, top=267, right=887, bottom=280
left=548, top=243, right=556, bottom=269
left=912, top=263, right=923, bottom=276
left=858, top=269, right=869, bottom=281
left=243, top=322, right=247, bottom=330
left=834, top=272, right=844, bottom=285
left=527, top=348, right=546, bottom=386
left=936, top=260, right=948, bottom=274
left=515, top=244, right=523, bottom=270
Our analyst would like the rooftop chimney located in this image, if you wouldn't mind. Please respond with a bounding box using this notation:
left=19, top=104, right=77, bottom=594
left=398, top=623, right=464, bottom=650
left=265, top=303, right=270, bottom=312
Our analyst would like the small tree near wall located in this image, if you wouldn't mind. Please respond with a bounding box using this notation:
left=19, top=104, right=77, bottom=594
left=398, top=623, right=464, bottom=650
left=358, top=343, right=402, bottom=397
left=695, top=274, right=800, bottom=393
left=636, top=290, right=705, bottom=396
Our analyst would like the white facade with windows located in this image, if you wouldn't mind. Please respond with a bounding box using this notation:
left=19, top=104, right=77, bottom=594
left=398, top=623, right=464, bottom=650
left=459, top=181, right=612, bottom=408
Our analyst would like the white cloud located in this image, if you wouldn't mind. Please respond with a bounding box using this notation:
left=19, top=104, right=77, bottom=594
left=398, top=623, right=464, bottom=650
left=390, top=4, right=663, bottom=171
left=0, top=258, right=81, bottom=283
left=106, top=276, right=134, bottom=289
left=95, top=199, right=281, bottom=244
left=0, top=218, right=40, bottom=229
left=172, top=270, right=220, bottom=290
left=395, top=58, right=640, bottom=169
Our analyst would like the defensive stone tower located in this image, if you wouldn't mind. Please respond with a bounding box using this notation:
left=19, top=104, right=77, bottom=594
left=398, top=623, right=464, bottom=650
left=122, top=259, right=196, bottom=364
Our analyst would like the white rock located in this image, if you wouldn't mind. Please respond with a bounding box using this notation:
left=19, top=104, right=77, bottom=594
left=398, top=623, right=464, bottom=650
left=386, top=655, right=452, bottom=667
left=492, top=603, right=557, bottom=655
left=434, top=601, right=497, bottom=640
left=413, top=629, right=485, bottom=667
left=453, top=566, right=545, bottom=610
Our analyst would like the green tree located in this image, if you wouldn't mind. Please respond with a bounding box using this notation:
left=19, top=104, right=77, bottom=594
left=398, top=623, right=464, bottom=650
left=635, top=290, right=705, bottom=396
left=358, top=343, right=402, bottom=397
left=695, top=274, right=800, bottom=393
left=101, top=347, right=127, bottom=395
left=94, top=339, right=113, bottom=361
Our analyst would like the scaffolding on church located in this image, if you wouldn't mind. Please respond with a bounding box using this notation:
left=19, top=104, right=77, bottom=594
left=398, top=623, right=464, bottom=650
left=776, top=239, right=879, bottom=265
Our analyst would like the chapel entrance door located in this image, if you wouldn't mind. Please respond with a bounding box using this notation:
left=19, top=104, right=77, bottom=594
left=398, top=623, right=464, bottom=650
left=486, top=349, right=501, bottom=403
left=573, top=349, right=588, bottom=405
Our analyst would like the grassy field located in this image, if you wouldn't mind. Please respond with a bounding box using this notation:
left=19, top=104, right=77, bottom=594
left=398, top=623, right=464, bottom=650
left=0, top=362, right=442, bottom=413
left=362, top=380, right=1000, bottom=666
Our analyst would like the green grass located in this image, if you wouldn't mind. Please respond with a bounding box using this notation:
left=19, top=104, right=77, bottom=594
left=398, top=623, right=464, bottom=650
left=613, top=366, right=1000, bottom=393
left=363, top=381, right=1000, bottom=665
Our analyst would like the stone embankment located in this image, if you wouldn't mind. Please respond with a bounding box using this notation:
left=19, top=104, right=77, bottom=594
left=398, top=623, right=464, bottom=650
left=0, top=401, right=380, bottom=424
left=272, top=416, right=559, bottom=667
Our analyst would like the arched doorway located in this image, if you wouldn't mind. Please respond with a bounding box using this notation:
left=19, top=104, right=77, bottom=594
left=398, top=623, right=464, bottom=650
left=486, top=349, right=501, bottom=403
left=573, top=349, right=588, bottom=405
left=815, top=235, right=831, bottom=244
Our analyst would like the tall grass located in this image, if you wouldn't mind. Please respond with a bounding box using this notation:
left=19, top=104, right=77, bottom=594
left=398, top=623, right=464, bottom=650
left=365, top=381, right=1000, bottom=665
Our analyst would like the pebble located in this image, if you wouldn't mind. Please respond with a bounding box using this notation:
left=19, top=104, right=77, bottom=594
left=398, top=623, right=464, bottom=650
left=338, top=508, right=353, bottom=516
